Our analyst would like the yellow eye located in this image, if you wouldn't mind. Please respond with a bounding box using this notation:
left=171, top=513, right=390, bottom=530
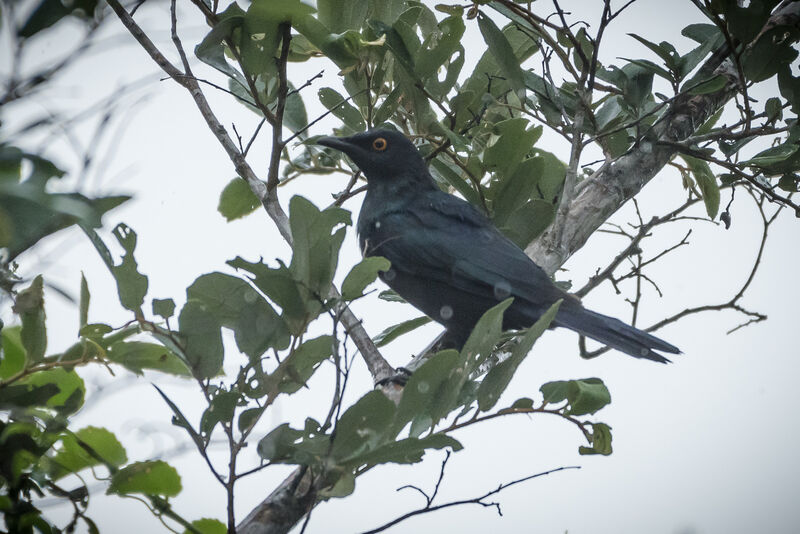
left=372, top=137, right=388, bottom=151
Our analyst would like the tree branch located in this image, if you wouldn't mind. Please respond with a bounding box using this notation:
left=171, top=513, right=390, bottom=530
left=525, top=1, right=800, bottom=274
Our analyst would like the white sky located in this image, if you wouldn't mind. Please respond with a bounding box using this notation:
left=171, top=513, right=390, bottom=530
left=4, top=0, right=799, bottom=533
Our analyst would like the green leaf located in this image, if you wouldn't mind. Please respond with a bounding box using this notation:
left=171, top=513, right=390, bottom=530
left=416, top=15, right=465, bottom=81
left=499, top=199, right=555, bottom=248
left=374, top=316, right=432, bottom=348
left=178, top=301, right=223, bottom=379
left=477, top=301, right=561, bottom=411
left=237, top=408, right=262, bottom=433
left=620, top=63, right=654, bottom=109
left=483, top=118, right=539, bottom=179
left=186, top=272, right=289, bottom=359
left=355, top=433, right=462, bottom=466
left=284, top=85, right=309, bottom=134
left=45, top=426, right=127, bottom=480
left=477, top=13, right=525, bottom=99
left=746, top=143, right=799, bottom=168
left=451, top=20, right=539, bottom=130
left=377, top=289, right=406, bottom=303
left=628, top=33, right=680, bottom=73
left=18, top=0, right=99, bottom=37
left=14, top=275, right=47, bottom=363
left=679, top=24, right=725, bottom=78
left=108, top=460, right=182, bottom=497
left=429, top=157, right=480, bottom=206
left=687, top=74, right=728, bottom=95
left=509, top=397, right=534, bottom=410
left=742, top=26, right=800, bottom=83
left=109, top=223, right=149, bottom=313
left=79, top=272, right=90, bottom=329
left=218, top=178, right=260, bottom=222
left=778, top=174, right=799, bottom=192
left=0, top=148, right=129, bottom=262
left=288, top=195, right=351, bottom=296
left=152, top=298, right=176, bottom=319
left=248, top=0, right=315, bottom=23
left=241, top=10, right=280, bottom=79
left=200, top=390, right=240, bottom=436
left=318, top=471, right=356, bottom=498
left=682, top=155, right=720, bottom=218
left=489, top=155, right=544, bottom=226
left=227, top=257, right=313, bottom=335
left=579, top=422, right=613, bottom=456
left=257, top=420, right=328, bottom=464
left=531, top=150, right=566, bottom=202
left=18, top=368, right=85, bottom=414
left=330, top=390, right=396, bottom=463
left=106, top=341, right=190, bottom=377
left=460, top=299, right=513, bottom=368
left=765, top=97, right=783, bottom=122
left=317, top=0, right=368, bottom=33
left=565, top=378, right=611, bottom=416
left=341, top=257, right=390, bottom=300
left=194, top=4, right=246, bottom=84
left=318, top=87, right=365, bottom=133
left=540, top=380, right=569, bottom=405
left=79, top=323, right=113, bottom=342
left=0, top=326, right=26, bottom=379
left=267, top=335, right=333, bottom=395
left=184, top=519, right=227, bottom=534
left=393, top=348, right=460, bottom=435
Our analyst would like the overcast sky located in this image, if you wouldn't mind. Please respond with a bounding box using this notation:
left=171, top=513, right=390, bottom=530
left=5, top=0, right=799, bottom=533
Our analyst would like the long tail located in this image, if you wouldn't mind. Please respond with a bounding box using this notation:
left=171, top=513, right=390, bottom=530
left=554, top=305, right=680, bottom=363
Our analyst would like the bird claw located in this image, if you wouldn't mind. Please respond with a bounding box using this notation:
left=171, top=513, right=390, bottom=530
left=375, top=367, right=413, bottom=387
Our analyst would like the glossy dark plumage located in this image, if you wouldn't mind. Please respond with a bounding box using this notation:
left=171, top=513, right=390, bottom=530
left=318, top=129, right=680, bottom=362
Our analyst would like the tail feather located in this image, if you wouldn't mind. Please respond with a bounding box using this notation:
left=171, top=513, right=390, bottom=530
left=555, top=306, right=680, bottom=363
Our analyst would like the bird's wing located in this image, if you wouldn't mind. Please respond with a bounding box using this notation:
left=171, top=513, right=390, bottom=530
left=371, top=191, right=564, bottom=309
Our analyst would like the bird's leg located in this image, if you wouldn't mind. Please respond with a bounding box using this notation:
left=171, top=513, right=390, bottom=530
left=375, top=367, right=413, bottom=387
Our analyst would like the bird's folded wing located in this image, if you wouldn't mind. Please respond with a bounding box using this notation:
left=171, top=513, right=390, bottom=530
left=375, top=194, right=564, bottom=309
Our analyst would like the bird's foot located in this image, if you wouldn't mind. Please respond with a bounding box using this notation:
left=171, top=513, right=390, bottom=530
left=375, top=367, right=413, bottom=387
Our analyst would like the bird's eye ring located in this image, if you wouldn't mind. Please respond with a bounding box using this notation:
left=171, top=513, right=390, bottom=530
left=372, top=137, right=388, bottom=151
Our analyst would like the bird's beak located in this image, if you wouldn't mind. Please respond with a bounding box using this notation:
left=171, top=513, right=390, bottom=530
left=316, top=136, right=352, bottom=152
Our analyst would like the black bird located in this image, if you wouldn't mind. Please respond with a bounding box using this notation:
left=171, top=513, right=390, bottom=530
left=318, top=129, right=680, bottom=362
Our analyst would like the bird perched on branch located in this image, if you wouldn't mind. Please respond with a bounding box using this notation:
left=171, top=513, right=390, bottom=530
left=318, top=129, right=679, bottom=362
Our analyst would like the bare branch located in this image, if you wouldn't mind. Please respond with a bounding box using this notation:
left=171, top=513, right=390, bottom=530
left=361, top=466, right=580, bottom=534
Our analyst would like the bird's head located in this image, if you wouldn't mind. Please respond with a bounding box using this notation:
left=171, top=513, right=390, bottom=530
left=317, top=129, right=431, bottom=184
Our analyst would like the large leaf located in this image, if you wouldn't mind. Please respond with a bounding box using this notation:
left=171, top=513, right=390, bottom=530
left=0, top=147, right=129, bottom=262
left=682, top=155, right=720, bottom=218
left=0, top=326, right=26, bottom=379
left=288, top=196, right=350, bottom=296
left=341, top=257, right=390, bottom=300
left=108, top=224, right=149, bottom=313
left=266, top=335, right=333, bottom=395
left=330, top=390, right=396, bottom=463
left=540, top=377, right=612, bottom=416
left=178, top=301, right=224, bottom=379
left=106, top=341, right=190, bottom=377
left=218, top=178, right=260, bottom=222
left=14, top=275, right=46, bottom=363
left=374, top=316, right=432, bottom=348
left=17, top=368, right=85, bottom=414
left=108, top=460, right=182, bottom=497
left=185, top=272, right=289, bottom=361
left=195, top=4, right=247, bottom=84
left=227, top=256, right=316, bottom=335
left=477, top=301, right=561, bottom=411
left=44, top=426, right=127, bottom=480
left=477, top=13, right=525, bottom=100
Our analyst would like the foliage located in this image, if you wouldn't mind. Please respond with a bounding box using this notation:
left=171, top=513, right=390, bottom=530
left=1, top=0, right=797, bottom=532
